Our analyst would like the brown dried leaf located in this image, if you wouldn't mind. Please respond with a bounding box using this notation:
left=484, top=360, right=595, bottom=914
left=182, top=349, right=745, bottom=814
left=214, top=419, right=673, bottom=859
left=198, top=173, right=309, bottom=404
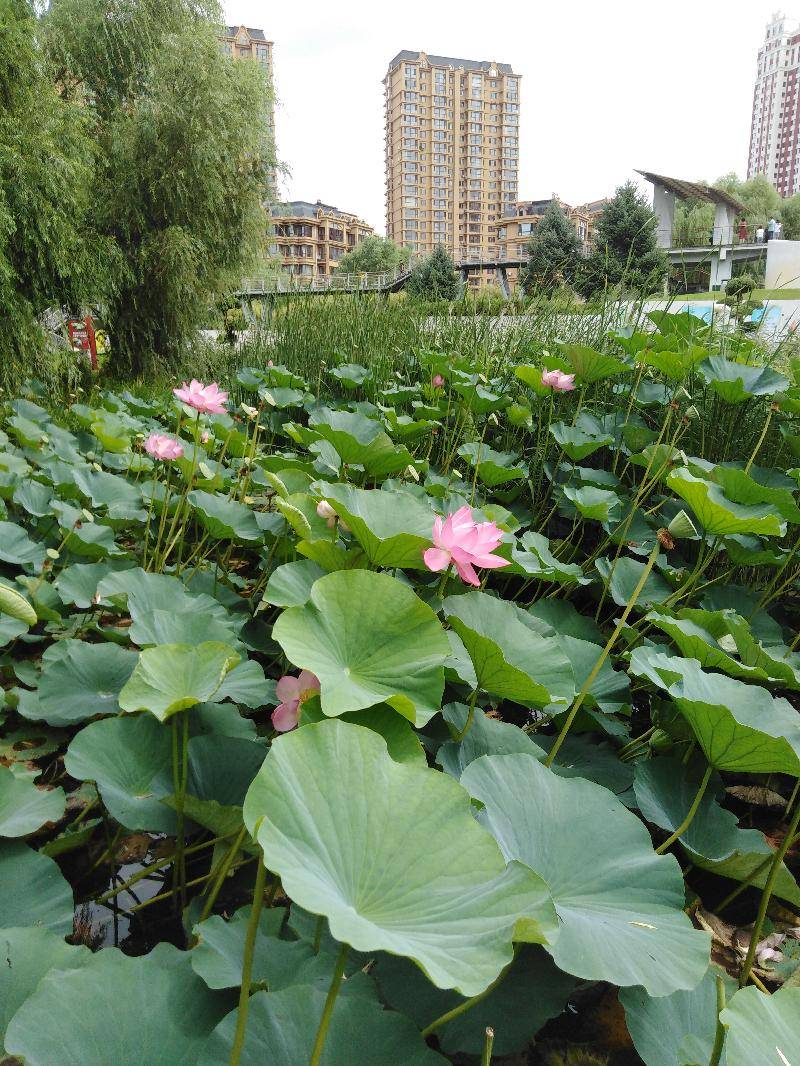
left=115, top=833, right=151, bottom=863
left=726, top=785, right=787, bottom=807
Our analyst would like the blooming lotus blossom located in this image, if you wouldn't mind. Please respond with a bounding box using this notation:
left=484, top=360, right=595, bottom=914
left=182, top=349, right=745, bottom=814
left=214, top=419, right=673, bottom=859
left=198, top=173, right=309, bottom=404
left=423, top=505, right=509, bottom=587
left=541, top=368, right=576, bottom=392
left=173, top=379, right=228, bottom=414
left=267, top=359, right=274, bottom=367
left=272, top=670, right=321, bottom=732
left=200, top=429, right=211, bottom=445
left=316, top=500, right=337, bottom=528
left=143, top=433, right=184, bottom=461
left=432, top=374, right=445, bottom=388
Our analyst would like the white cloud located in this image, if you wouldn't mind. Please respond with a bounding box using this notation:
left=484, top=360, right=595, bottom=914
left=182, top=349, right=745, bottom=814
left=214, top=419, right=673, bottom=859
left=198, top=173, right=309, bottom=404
left=225, top=0, right=777, bottom=233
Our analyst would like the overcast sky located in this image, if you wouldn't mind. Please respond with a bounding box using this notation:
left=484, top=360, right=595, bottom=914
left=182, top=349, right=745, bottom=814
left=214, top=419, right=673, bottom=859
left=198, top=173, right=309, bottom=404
left=224, top=0, right=781, bottom=233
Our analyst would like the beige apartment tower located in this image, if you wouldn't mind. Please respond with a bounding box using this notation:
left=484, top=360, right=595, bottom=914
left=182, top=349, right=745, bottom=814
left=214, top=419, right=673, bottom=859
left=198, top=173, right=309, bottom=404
left=384, top=51, right=520, bottom=285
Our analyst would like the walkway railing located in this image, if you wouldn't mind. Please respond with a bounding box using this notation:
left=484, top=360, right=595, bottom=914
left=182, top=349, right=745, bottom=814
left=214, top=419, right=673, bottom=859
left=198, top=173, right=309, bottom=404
left=239, top=266, right=411, bottom=295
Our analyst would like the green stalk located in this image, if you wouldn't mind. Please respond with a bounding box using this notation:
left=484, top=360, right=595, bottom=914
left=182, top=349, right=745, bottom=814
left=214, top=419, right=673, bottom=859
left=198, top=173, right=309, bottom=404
left=449, top=687, right=478, bottom=743
left=309, top=942, right=349, bottom=1066
left=547, top=540, right=661, bottom=767
left=716, top=829, right=800, bottom=912
left=708, top=974, right=727, bottom=1066
left=421, top=953, right=516, bottom=1038
left=655, top=765, right=712, bottom=854
left=198, top=825, right=249, bottom=923
left=229, top=852, right=268, bottom=1066
left=171, top=710, right=189, bottom=908
left=481, top=1027, right=495, bottom=1066
left=739, top=795, right=800, bottom=987
left=743, top=405, right=774, bottom=475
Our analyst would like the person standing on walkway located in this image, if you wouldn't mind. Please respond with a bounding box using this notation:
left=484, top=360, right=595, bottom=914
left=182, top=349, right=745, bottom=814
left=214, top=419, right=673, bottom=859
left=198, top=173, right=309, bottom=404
left=738, top=218, right=748, bottom=242
left=756, top=225, right=765, bottom=243
left=768, top=217, right=777, bottom=241
left=776, top=219, right=784, bottom=240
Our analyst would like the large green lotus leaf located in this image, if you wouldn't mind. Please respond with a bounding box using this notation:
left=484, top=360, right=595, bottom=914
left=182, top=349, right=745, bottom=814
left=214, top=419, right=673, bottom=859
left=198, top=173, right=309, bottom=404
left=638, top=346, right=707, bottom=380
left=461, top=754, right=710, bottom=995
left=34, top=640, right=138, bottom=726
left=721, top=986, right=800, bottom=1066
left=300, top=702, right=426, bottom=767
left=437, top=703, right=546, bottom=779
left=64, top=713, right=175, bottom=832
left=97, top=567, right=230, bottom=624
left=457, top=442, right=527, bottom=486
left=187, top=489, right=263, bottom=542
left=537, top=734, right=635, bottom=797
left=699, top=355, right=789, bottom=403
left=691, top=836, right=800, bottom=907
left=273, top=570, right=449, bottom=727
left=620, top=967, right=734, bottom=1066
left=72, top=468, right=145, bottom=521
left=633, top=650, right=800, bottom=775
left=0, top=582, right=37, bottom=626
left=63, top=521, right=123, bottom=560
left=185, top=735, right=266, bottom=807
left=550, top=420, right=614, bottom=461
left=0, top=929, right=90, bottom=1047
left=666, top=468, right=786, bottom=536
left=443, top=591, right=574, bottom=710
left=0, top=767, right=65, bottom=837
left=561, top=343, right=630, bottom=383
left=373, top=946, right=575, bottom=1057
left=243, top=721, right=559, bottom=997
left=264, top=559, right=326, bottom=606
left=451, top=380, right=511, bottom=415
left=508, top=530, right=587, bottom=584
left=562, top=485, right=623, bottom=523
left=119, top=642, right=240, bottom=723
left=4, top=942, right=229, bottom=1066
left=0, top=521, right=46, bottom=568
left=647, top=606, right=800, bottom=689
left=199, top=984, right=446, bottom=1066
left=128, top=607, right=241, bottom=651
left=595, top=555, right=672, bottom=607
left=315, top=482, right=435, bottom=568
left=712, top=465, right=800, bottom=525
left=307, top=408, right=415, bottom=478
left=0, top=841, right=73, bottom=934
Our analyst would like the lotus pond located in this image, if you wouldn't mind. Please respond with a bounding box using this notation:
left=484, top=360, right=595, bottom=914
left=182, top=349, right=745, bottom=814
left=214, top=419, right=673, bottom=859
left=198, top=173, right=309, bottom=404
left=1, top=310, right=800, bottom=1065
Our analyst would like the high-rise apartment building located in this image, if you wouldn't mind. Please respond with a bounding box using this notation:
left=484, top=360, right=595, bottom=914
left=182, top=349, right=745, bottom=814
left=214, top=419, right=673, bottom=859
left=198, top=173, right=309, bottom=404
left=748, top=13, right=800, bottom=196
left=219, top=25, right=277, bottom=191
left=384, top=51, right=520, bottom=285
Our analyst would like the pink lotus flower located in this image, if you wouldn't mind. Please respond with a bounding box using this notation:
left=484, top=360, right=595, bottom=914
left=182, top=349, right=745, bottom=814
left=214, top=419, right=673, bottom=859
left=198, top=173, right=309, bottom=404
left=316, top=500, right=337, bottom=528
left=267, top=359, right=274, bottom=368
left=423, top=505, right=510, bottom=587
left=541, top=368, right=576, bottom=392
left=173, top=379, right=228, bottom=414
left=432, top=374, right=445, bottom=388
left=143, top=433, right=184, bottom=461
left=200, top=429, right=211, bottom=445
left=272, top=670, right=321, bottom=732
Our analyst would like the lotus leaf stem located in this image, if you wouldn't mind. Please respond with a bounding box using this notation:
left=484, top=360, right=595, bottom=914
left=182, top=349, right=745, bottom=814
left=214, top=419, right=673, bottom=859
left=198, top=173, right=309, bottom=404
left=708, top=973, right=727, bottom=1066
left=421, top=952, right=516, bottom=1038
left=171, top=709, right=190, bottom=908
left=309, top=941, right=349, bottom=1066
left=229, top=849, right=269, bottom=1066
left=744, top=404, right=774, bottom=475
left=655, top=764, right=712, bottom=854
left=481, top=1026, right=495, bottom=1066
left=546, top=540, right=661, bottom=767
left=198, top=825, right=249, bottom=923
left=739, top=795, right=800, bottom=987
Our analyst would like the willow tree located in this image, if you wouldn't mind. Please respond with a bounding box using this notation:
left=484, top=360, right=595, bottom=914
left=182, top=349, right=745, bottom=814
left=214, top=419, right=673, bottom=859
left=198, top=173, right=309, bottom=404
left=0, top=0, right=99, bottom=382
left=45, top=0, right=275, bottom=376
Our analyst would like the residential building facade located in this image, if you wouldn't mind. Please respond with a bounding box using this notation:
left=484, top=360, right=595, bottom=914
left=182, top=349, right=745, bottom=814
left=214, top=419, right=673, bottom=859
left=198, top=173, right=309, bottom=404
left=748, top=12, right=800, bottom=196
left=219, top=25, right=277, bottom=192
left=270, top=201, right=374, bottom=278
left=493, top=196, right=607, bottom=288
left=384, top=50, right=520, bottom=287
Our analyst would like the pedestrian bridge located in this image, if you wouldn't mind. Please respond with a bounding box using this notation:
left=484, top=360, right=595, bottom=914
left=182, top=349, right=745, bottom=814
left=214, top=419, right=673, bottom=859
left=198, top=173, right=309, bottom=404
left=237, top=246, right=530, bottom=299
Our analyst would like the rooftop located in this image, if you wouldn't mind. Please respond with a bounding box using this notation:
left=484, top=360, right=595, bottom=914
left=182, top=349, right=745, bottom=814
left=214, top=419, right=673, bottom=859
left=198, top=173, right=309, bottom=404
left=386, top=50, right=514, bottom=75
left=223, top=25, right=270, bottom=43
left=636, top=171, right=745, bottom=213
left=271, top=200, right=369, bottom=223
